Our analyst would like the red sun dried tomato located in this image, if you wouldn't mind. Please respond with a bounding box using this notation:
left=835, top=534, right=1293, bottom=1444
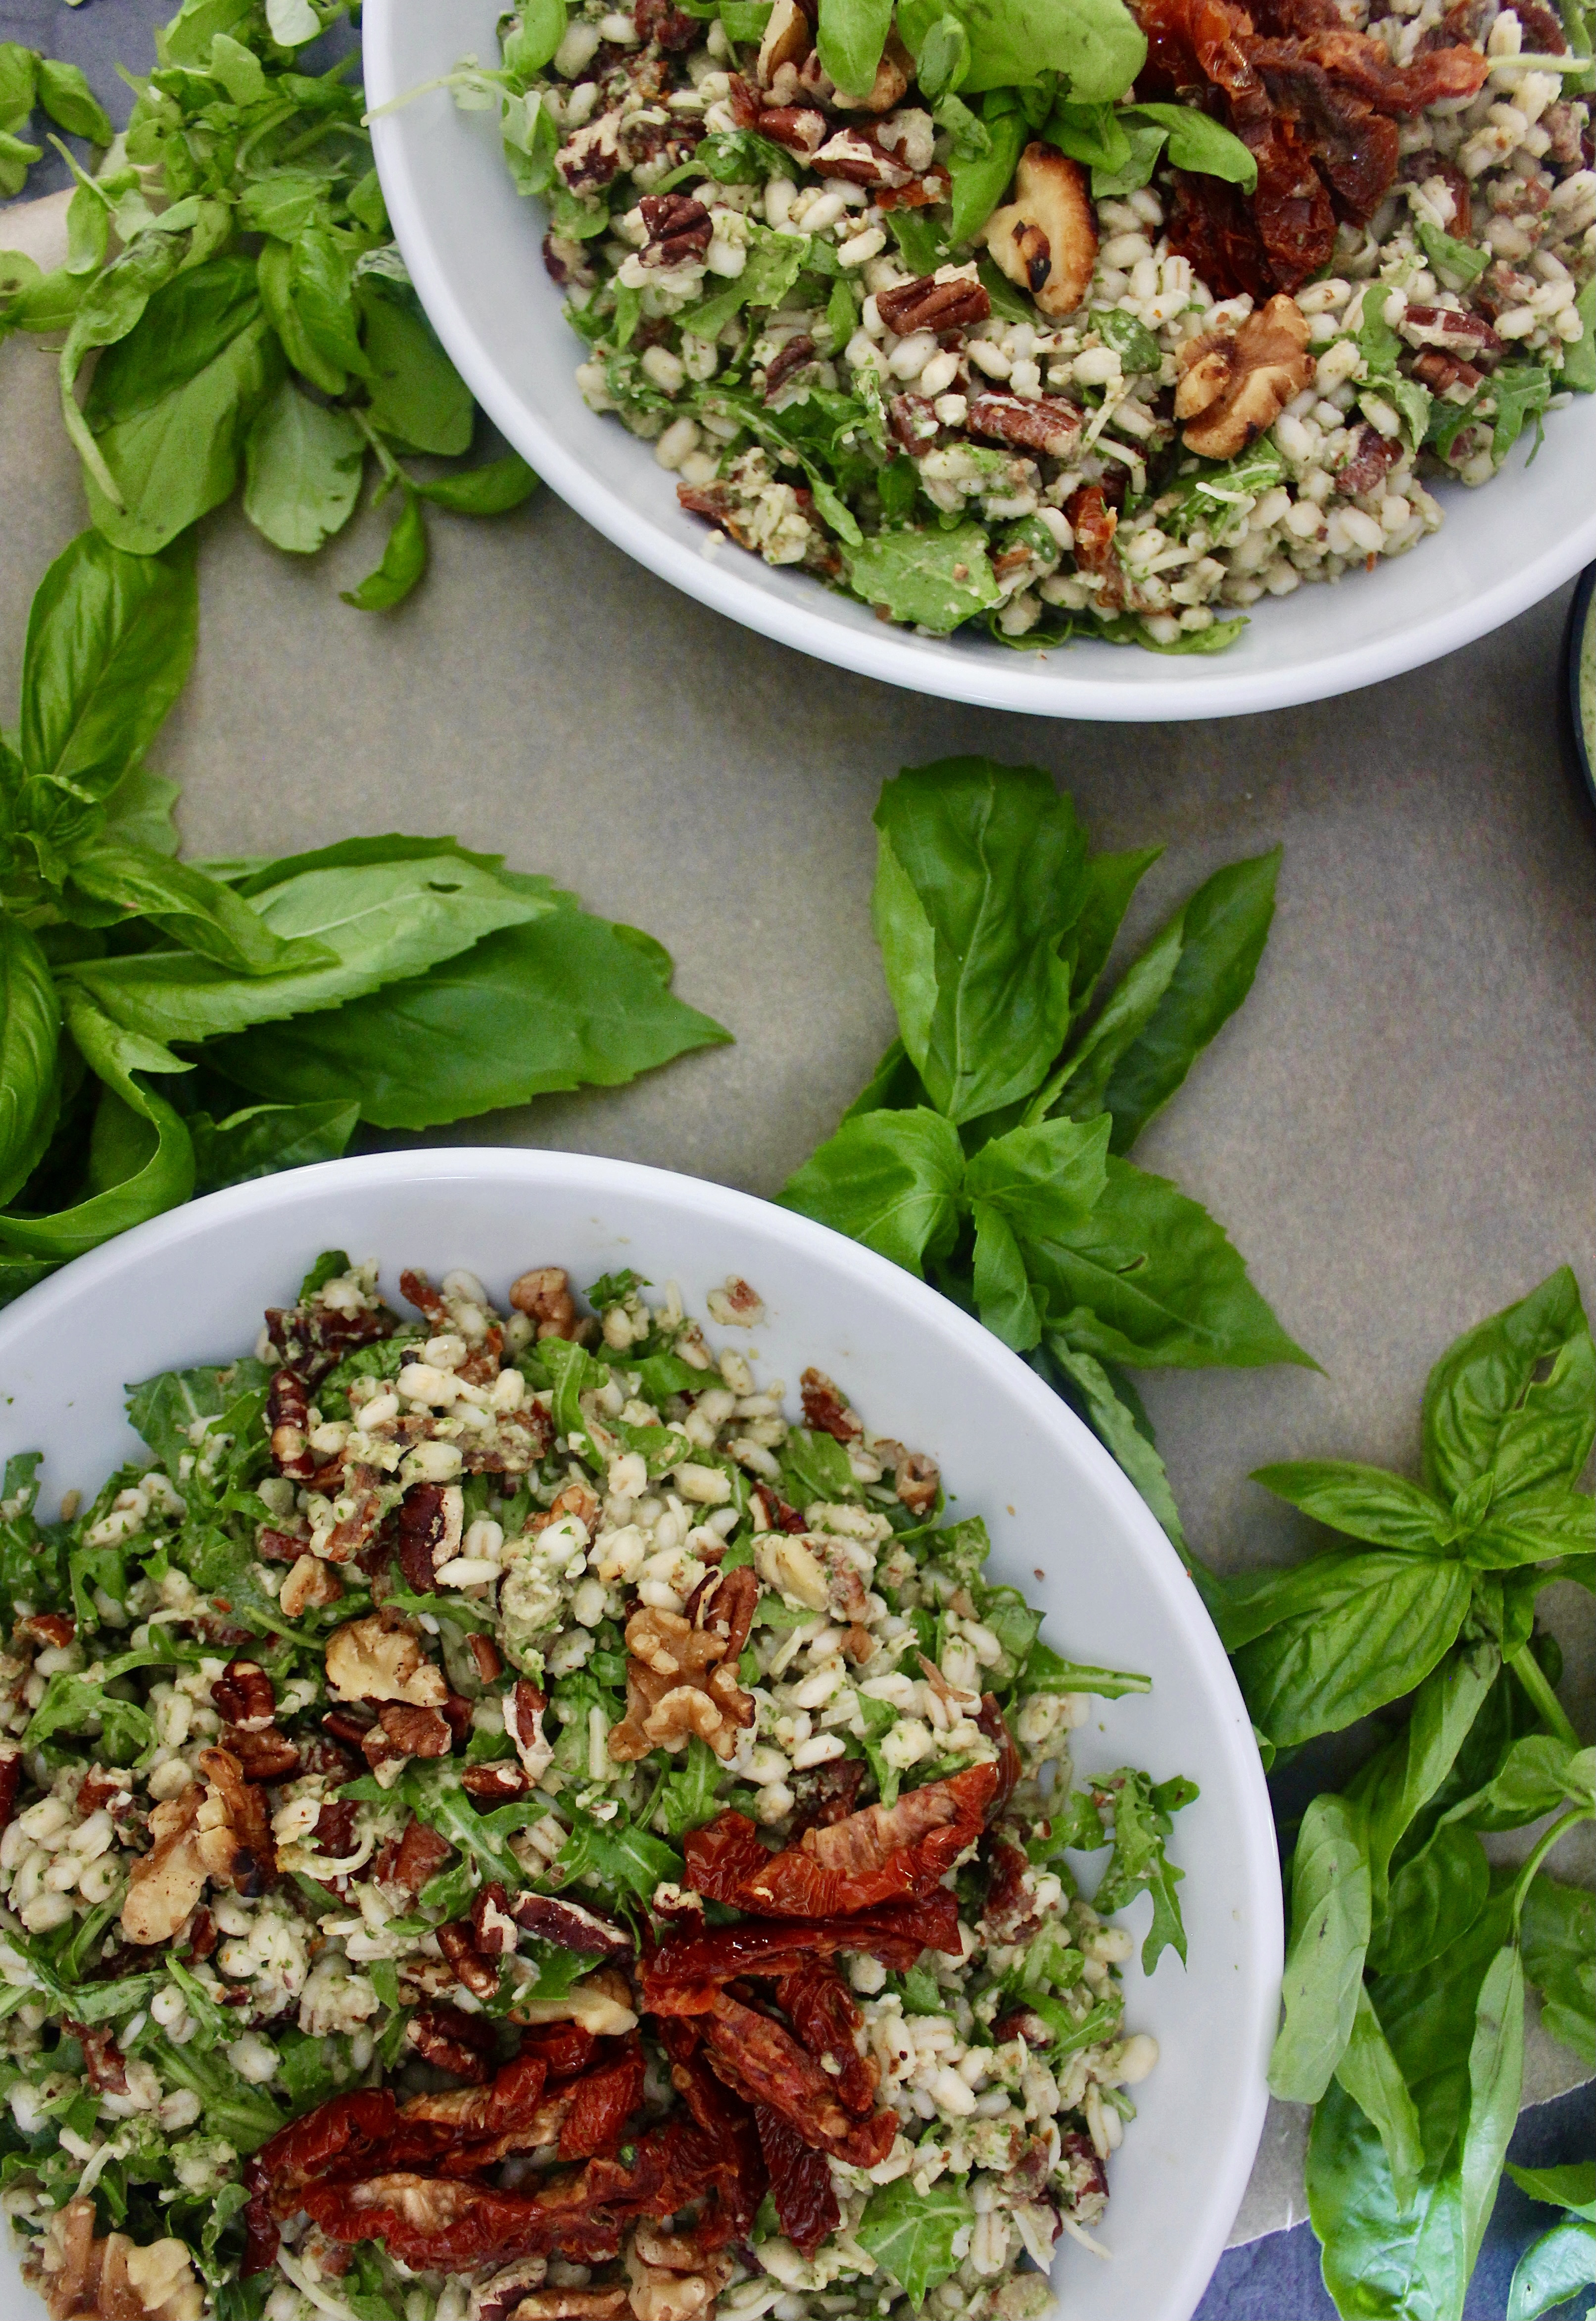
left=755, top=2105, right=839, bottom=2258
left=558, top=2039, right=647, bottom=2162
left=775, top=1961, right=878, bottom=2119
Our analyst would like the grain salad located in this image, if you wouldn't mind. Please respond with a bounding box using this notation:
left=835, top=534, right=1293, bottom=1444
left=0, top=1256, right=1193, bottom=2321
left=458, top=0, right=1596, bottom=650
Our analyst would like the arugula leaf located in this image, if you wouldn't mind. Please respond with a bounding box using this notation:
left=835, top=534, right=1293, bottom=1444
left=653, top=1735, right=725, bottom=1837
left=855, top=2172, right=973, bottom=2304
left=556, top=1804, right=682, bottom=1901
left=206, top=895, right=729, bottom=1128
left=127, top=1359, right=268, bottom=1475
left=1021, top=1639, right=1150, bottom=1697
left=817, top=0, right=895, bottom=99
left=1089, top=1766, right=1196, bottom=1971
left=778, top=1107, right=965, bottom=1275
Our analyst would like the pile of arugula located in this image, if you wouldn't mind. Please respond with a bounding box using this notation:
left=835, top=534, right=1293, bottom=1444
left=1207, top=1270, right=1595, bottom=2321
left=0, top=528, right=728, bottom=1305
left=0, top=1, right=533, bottom=608
left=779, top=753, right=1309, bottom=1524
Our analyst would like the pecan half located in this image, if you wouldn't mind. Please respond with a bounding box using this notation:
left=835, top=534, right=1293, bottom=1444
left=268, top=1371, right=316, bottom=1481
left=439, top=1920, right=501, bottom=2001
left=511, top=1891, right=636, bottom=1962
left=223, top=1728, right=301, bottom=1782
left=212, top=1660, right=274, bottom=1730
left=468, top=1633, right=504, bottom=1683
left=462, top=1761, right=533, bottom=1800
left=799, top=1368, right=860, bottom=1443
left=876, top=273, right=990, bottom=337
left=397, top=1482, right=464, bottom=1590
left=377, top=1703, right=453, bottom=1759
left=639, top=192, right=712, bottom=267
left=756, top=105, right=826, bottom=155
left=968, top=392, right=1081, bottom=459
left=765, top=334, right=817, bottom=399
left=407, top=2001, right=496, bottom=2083
left=888, top=394, right=940, bottom=455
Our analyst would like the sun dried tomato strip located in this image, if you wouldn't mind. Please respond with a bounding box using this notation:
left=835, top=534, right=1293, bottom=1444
left=257, top=2089, right=399, bottom=2207
left=687, top=1762, right=996, bottom=1918
left=519, top=2021, right=599, bottom=2082
left=754, top=2106, right=839, bottom=2259
left=696, top=1991, right=893, bottom=2165
left=775, top=1961, right=877, bottom=2119
left=644, top=1889, right=962, bottom=2007
left=558, top=2039, right=647, bottom=2161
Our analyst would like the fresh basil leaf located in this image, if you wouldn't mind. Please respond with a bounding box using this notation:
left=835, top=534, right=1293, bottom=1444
left=1029, top=1154, right=1313, bottom=1371
left=191, top=1098, right=359, bottom=1193
left=206, top=895, right=729, bottom=1128
left=98, top=763, right=182, bottom=856
left=855, top=2172, right=973, bottom=2304
left=1464, top=1480, right=1596, bottom=1570
left=20, top=528, right=197, bottom=803
left=845, top=520, right=1001, bottom=637
left=816, top=0, right=894, bottom=99
left=1504, top=2164, right=1596, bottom=2223
left=68, top=845, right=337, bottom=977
left=84, top=296, right=283, bottom=556
left=86, top=256, right=263, bottom=427
left=872, top=756, right=1087, bottom=1124
left=899, top=0, right=1146, bottom=97
left=67, top=848, right=549, bottom=1046
left=340, top=486, right=429, bottom=611
left=1520, top=1874, right=1595, bottom=2069
left=1231, top=1553, right=1474, bottom=1746
left=243, top=381, right=366, bottom=553
left=777, top=1106, right=965, bottom=1276
left=0, top=919, right=62, bottom=1209
left=416, top=453, right=540, bottom=515
left=1089, top=848, right=1280, bottom=1153
left=358, top=280, right=474, bottom=455
left=1269, top=1792, right=1372, bottom=2104
left=1125, top=100, right=1256, bottom=187
left=970, top=1203, right=1039, bottom=1349
left=965, top=1112, right=1110, bottom=1238
left=1424, top=1267, right=1596, bottom=1501
left=1355, top=1637, right=1499, bottom=1923
left=948, top=104, right=1026, bottom=241
left=1367, top=1824, right=1489, bottom=1980
left=1051, top=902, right=1181, bottom=1119
left=1440, top=1734, right=1595, bottom=1833
left=1333, top=1983, right=1424, bottom=2215
left=1459, top=1942, right=1526, bottom=2279
left=1042, top=1337, right=1188, bottom=1555
left=1249, top=1459, right=1454, bottom=1554
left=34, top=57, right=113, bottom=146
left=1506, top=2218, right=1596, bottom=2321
left=1064, top=845, right=1162, bottom=1018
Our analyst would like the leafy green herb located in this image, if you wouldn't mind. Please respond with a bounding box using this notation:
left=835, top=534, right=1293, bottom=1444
left=0, top=534, right=729, bottom=1300
left=855, top=2171, right=974, bottom=2304
left=843, top=522, right=1002, bottom=634
left=781, top=757, right=1308, bottom=1557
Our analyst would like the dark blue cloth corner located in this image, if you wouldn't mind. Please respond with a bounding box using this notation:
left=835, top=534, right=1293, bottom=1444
left=1195, top=2079, right=1596, bottom=2321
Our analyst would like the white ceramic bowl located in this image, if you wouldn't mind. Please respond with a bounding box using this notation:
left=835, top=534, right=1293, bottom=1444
left=363, top=0, right=1596, bottom=722
left=0, top=1149, right=1279, bottom=2321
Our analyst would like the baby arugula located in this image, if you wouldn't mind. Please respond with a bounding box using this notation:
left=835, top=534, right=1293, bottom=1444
left=0, top=4, right=534, bottom=607
left=1239, top=1272, right=1594, bottom=2321
left=779, top=755, right=1309, bottom=1538
left=0, top=527, right=728, bottom=1305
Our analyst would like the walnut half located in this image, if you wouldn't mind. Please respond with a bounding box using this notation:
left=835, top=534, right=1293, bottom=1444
left=325, top=1612, right=448, bottom=1707
left=1174, top=294, right=1314, bottom=459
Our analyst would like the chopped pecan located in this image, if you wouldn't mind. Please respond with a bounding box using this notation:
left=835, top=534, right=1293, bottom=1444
left=280, top=1553, right=344, bottom=1617
left=752, top=1484, right=805, bottom=1534
left=33, top=2198, right=203, bottom=2321
left=513, top=1966, right=639, bottom=2038
left=407, top=2001, right=497, bottom=2081
left=511, top=1891, right=635, bottom=1962
left=505, top=1676, right=555, bottom=1784
left=470, top=1883, right=522, bottom=1957
left=0, top=1746, right=21, bottom=1834
left=397, top=1482, right=464, bottom=1590
left=268, top=1370, right=317, bottom=1481
left=893, top=1449, right=939, bottom=1517
left=385, top=1816, right=455, bottom=1895
left=77, top=1769, right=129, bottom=1818
left=121, top=1788, right=210, bottom=1945
left=876, top=272, right=990, bottom=336
left=16, top=1611, right=75, bottom=1650
left=800, top=1367, right=861, bottom=1442
left=1066, top=482, right=1121, bottom=602
left=1401, top=303, right=1502, bottom=364
left=756, top=104, right=827, bottom=155
left=993, top=2005, right=1053, bottom=2048
left=378, top=1703, right=453, bottom=1759
left=981, top=1832, right=1042, bottom=1944
left=510, top=1267, right=586, bottom=1341
left=639, top=192, right=713, bottom=267
left=181, top=1906, right=217, bottom=1963
left=211, top=1660, right=274, bottom=1730
left=313, top=1799, right=359, bottom=1863
left=462, top=1760, right=533, bottom=1800
left=256, top=1525, right=308, bottom=1562
left=65, top=2022, right=129, bottom=2096
left=468, top=1632, right=504, bottom=1683
left=756, top=0, right=810, bottom=85
left=888, top=393, right=940, bottom=454
left=439, top=1920, right=502, bottom=2001
left=322, top=1467, right=389, bottom=1564
left=968, top=392, right=1081, bottom=459
left=765, top=334, right=818, bottom=398
left=1335, top=420, right=1401, bottom=497
left=1175, top=292, right=1313, bottom=457
left=1412, top=347, right=1483, bottom=397
left=223, top=1727, right=301, bottom=1782
left=984, top=145, right=1096, bottom=317
left=326, top=1612, right=448, bottom=1708
left=502, top=2296, right=628, bottom=2321
left=812, top=125, right=917, bottom=189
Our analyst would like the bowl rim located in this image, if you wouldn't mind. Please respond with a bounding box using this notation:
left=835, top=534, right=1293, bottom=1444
left=361, top=0, right=1596, bottom=725
left=0, top=1145, right=1280, bottom=2318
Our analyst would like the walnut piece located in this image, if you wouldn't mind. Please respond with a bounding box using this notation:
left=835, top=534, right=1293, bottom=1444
left=983, top=145, right=1097, bottom=319
left=280, top=1553, right=344, bottom=1618
left=512, top=1965, right=639, bottom=2036
left=509, top=1267, right=585, bottom=1341
left=325, top=1613, right=448, bottom=1707
left=626, top=2227, right=733, bottom=2321
left=607, top=1572, right=759, bottom=1764
left=1174, top=293, right=1313, bottom=459
left=34, top=2198, right=202, bottom=2321
left=121, top=1746, right=270, bottom=1945
left=832, top=27, right=913, bottom=109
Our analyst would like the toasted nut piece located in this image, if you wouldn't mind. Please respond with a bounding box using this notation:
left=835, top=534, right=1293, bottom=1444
left=281, top=1553, right=343, bottom=1618
left=504, top=1677, right=555, bottom=1784
left=379, top=1704, right=453, bottom=1758
left=325, top=1613, right=448, bottom=1707
left=211, top=1660, right=274, bottom=1730
left=1175, top=293, right=1313, bottom=459
left=509, top=1267, right=584, bottom=1341
left=510, top=1890, right=635, bottom=1961
left=983, top=144, right=1097, bottom=318
left=757, top=0, right=810, bottom=87
left=34, top=2199, right=203, bottom=2321
left=121, top=1788, right=209, bottom=1946
left=755, top=1532, right=828, bottom=1612
left=625, top=2230, right=732, bottom=2321
left=895, top=1450, right=939, bottom=1518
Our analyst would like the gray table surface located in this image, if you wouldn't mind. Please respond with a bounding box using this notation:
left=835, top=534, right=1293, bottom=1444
left=2, top=3, right=1594, bottom=2309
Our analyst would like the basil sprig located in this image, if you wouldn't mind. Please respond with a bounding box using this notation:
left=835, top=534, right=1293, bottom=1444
left=780, top=754, right=1309, bottom=1545
left=0, top=529, right=728, bottom=1303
